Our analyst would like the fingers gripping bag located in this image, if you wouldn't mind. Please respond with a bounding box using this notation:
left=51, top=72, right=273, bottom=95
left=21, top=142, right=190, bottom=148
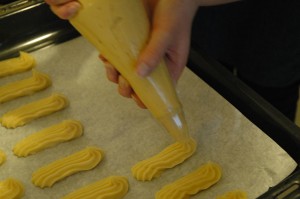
left=70, top=0, right=191, bottom=141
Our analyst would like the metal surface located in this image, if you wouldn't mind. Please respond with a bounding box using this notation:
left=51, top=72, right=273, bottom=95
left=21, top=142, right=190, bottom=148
left=187, top=48, right=300, bottom=162
left=0, top=1, right=79, bottom=60
left=187, top=46, right=300, bottom=199
left=0, top=1, right=299, bottom=197
left=0, top=0, right=43, bottom=18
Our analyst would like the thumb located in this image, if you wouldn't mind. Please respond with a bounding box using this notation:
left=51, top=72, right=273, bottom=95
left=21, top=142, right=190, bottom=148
left=136, top=29, right=171, bottom=77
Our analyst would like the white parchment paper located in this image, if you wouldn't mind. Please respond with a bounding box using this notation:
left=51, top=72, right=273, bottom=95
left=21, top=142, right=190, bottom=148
left=0, top=37, right=297, bottom=199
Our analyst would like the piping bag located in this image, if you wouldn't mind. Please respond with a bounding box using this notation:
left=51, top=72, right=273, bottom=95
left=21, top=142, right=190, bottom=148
left=70, top=0, right=190, bottom=141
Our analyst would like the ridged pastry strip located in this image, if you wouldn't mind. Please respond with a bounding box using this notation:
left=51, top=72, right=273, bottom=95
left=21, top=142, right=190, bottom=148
left=132, top=138, right=196, bottom=181
left=216, top=191, right=248, bottom=199
left=0, top=93, right=69, bottom=129
left=155, top=162, right=222, bottom=199
left=61, top=176, right=129, bottom=199
left=0, top=51, right=35, bottom=77
left=13, top=120, right=83, bottom=157
left=0, top=149, right=6, bottom=166
left=0, top=178, right=24, bottom=199
left=0, top=70, right=51, bottom=103
left=32, top=147, right=103, bottom=188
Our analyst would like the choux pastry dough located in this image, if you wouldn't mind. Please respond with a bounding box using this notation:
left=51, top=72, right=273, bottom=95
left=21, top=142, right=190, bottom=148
left=0, top=178, right=24, bottom=199
left=0, top=149, right=6, bottom=166
left=13, top=120, right=83, bottom=157
left=132, top=138, right=196, bottom=181
left=32, top=147, right=103, bottom=188
left=156, top=162, right=222, bottom=199
left=0, top=51, right=35, bottom=77
left=0, top=70, right=51, bottom=104
left=62, top=176, right=128, bottom=199
left=0, top=93, right=69, bottom=129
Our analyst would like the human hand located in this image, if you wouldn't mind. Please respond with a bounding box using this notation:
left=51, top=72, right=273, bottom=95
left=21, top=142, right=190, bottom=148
left=45, top=0, right=199, bottom=108
left=44, top=0, right=80, bottom=19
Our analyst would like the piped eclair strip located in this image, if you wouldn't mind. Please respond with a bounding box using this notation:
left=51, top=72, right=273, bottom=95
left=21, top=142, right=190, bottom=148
left=0, top=70, right=51, bottom=104
left=0, top=149, right=6, bottom=166
left=155, top=162, right=222, bottom=199
left=216, top=190, right=248, bottom=199
left=0, top=51, right=35, bottom=77
left=0, top=93, right=69, bottom=129
left=132, top=138, right=196, bottom=181
left=13, top=120, right=83, bottom=157
left=0, top=178, right=24, bottom=199
left=61, top=176, right=129, bottom=199
left=32, top=147, right=103, bottom=188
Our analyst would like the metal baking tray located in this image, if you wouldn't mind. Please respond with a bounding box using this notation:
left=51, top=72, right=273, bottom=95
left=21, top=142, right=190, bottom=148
left=0, top=1, right=299, bottom=198
left=0, top=0, right=79, bottom=60
left=188, top=46, right=300, bottom=199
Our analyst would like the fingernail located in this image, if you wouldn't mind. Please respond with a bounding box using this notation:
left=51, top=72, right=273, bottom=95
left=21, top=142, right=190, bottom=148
left=137, top=63, right=150, bottom=77
left=67, top=3, right=80, bottom=18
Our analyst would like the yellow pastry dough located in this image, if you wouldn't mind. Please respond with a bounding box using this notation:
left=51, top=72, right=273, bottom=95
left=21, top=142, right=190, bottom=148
left=0, top=178, right=24, bottom=199
left=0, top=93, right=69, bottom=129
left=0, top=51, right=35, bottom=77
left=155, top=162, right=222, bottom=199
left=61, top=176, right=129, bottom=199
left=0, top=70, right=51, bottom=104
left=13, top=120, right=83, bottom=157
left=216, top=191, right=248, bottom=199
left=132, top=138, right=196, bottom=181
left=0, top=150, right=6, bottom=166
left=32, top=147, right=103, bottom=188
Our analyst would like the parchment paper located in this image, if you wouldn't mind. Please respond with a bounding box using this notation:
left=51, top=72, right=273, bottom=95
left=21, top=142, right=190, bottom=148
left=0, top=37, right=297, bottom=199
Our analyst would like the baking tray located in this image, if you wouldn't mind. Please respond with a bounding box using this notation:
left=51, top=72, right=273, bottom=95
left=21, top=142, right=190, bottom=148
left=3, top=36, right=298, bottom=198
left=1, top=1, right=300, bottom=198
left=0, top=0, right=79, bottom=60
left=187, top=46, right=300, bottom=198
